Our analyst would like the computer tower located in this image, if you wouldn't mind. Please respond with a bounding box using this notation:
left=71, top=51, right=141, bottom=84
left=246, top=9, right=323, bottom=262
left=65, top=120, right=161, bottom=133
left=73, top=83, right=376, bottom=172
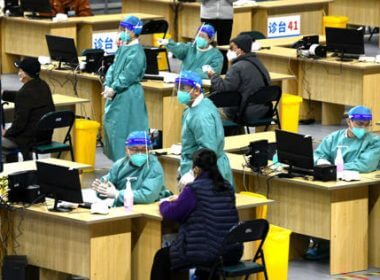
left=2, top=255, right=39, bottom=280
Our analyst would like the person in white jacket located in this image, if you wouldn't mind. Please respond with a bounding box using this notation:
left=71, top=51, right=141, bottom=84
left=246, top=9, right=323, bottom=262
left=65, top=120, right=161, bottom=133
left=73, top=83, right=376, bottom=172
left=200, top=0, right=237, bottom=46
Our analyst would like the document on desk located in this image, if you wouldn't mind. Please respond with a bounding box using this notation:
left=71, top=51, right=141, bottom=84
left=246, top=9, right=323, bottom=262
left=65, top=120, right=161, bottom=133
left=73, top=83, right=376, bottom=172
left=82, top=188, right=114, bottom=207
left=160, top=72, right=179, bottom=83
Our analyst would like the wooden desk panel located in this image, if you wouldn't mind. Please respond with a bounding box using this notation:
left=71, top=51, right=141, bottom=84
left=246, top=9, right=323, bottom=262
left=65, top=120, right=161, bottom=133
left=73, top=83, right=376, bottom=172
left=328, top=0, right=380, bottom=28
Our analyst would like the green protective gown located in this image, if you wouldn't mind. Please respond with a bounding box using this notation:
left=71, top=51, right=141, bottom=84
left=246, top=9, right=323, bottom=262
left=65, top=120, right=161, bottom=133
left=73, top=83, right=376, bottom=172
left=103, top=43, right=149, bottom=162
left=102, top=154, right=169, bottom=207
left=166, top=40, right=223, bottom=79
left=314, top=129, right=380, bottom=173
left=180, top=97, right=234, bottom=186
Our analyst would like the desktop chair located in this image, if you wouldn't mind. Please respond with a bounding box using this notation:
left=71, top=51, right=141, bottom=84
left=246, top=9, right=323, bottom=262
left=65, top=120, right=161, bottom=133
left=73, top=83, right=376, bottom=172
left=141, top=19, right=171, bottom=72
left=239, top=85, right=282, bottom=133
left=206, top=219, right=270, bottom=280
left=239, top=31, right=266, bottom=41
left=32, top=110, right=75, bottom=161
left=1, top=98, right=20, bottom=162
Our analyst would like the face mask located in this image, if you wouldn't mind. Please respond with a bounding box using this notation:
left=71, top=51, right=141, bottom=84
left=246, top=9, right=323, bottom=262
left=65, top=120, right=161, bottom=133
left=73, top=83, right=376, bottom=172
left=177, top=90, right=192, bottom=104
left=351, top=127, right=367, bottom=139
left=196, top=37, right=208, bottom=49
left=119, top=31, right=131, bottom=43
left=227, top=50, right=238, bottom=61
left=130, top=153, right=148, bottom=167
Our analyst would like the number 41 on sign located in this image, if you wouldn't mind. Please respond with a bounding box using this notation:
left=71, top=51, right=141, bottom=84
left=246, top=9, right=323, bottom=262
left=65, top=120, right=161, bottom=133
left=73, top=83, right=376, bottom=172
left=267, top=15, right=301, bottom=38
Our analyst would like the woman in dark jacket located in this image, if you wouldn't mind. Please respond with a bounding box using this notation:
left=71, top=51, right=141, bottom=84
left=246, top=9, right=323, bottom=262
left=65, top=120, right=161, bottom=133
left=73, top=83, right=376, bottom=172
left=150, top=148, right=243, bottom=280
left=2, top=58, right=55, bottom=162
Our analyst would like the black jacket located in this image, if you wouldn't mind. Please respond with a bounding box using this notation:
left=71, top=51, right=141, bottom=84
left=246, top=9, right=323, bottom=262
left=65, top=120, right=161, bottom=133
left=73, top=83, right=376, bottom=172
left=211, top=53, right=271, bottom=122
left=4, top=78, right=55, bottom=155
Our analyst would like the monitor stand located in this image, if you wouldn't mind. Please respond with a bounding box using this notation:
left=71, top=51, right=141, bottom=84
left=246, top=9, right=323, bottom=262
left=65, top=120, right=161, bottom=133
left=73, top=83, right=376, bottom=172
left=48, top=196, right=73, bottom=212
left=277, top=165, right=313, bottom=178
left=56, top=60, right=76, bottom=71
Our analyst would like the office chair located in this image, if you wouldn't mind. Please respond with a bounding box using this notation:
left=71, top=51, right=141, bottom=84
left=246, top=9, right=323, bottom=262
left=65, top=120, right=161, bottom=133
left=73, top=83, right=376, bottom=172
left=239, top=85, right=282, bottom=133
left=206, top=219, right=270, bottom=280
left=239, top=31, right=266, bottom=41
left=141, top=19, right=171, bottom=72
left=32, top=110, right=75, bottom=161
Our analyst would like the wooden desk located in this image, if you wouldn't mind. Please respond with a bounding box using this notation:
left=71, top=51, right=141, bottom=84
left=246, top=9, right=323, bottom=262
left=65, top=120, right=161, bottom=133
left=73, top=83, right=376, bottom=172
left=0, top=158, right=90, bottom=176
left=6, top=204, right=138, bottom=280
left=122, top=0, right=330, bottom=41
left=132, top=193, right=273, bottom=280
left=0, top=13, right=163, bottom=73
left=253, top=46, right=380, bottom=131
left=227, top=152, right=380, bottom=275
left=40, top=68, right=293, bottom=147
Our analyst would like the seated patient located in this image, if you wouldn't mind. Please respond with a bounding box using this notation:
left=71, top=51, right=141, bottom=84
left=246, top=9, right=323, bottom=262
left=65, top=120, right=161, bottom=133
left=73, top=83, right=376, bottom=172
left=2, top=58, right=55, bottom=162
left=150, top=149, right=243, bottom=280
left=92, top=131, right=169, bottom=206
left=207, top=34, right=271, bottom=123
left=314, top=105, right=380, bottom=173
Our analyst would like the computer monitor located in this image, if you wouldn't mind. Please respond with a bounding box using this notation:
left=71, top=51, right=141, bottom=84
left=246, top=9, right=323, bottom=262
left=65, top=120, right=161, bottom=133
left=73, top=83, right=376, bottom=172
left=20, top=0, right=51, bottom=16
left=325, top=27, right=364, bottom=60
left=46, top=35, right=79, bottom=70
left=275, top=129, right=314, bottom=177
left=144, top=48, right=160, bottom=75
left=36, top=161, right=83, bottom=212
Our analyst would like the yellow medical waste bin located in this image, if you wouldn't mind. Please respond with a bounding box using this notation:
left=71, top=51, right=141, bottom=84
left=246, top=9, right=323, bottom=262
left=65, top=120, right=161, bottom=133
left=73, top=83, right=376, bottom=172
left=74, top=119, right=100, bottom=172
left=260, top=225, right=292, bottom=280
left=153, top=33, right=171, bottom=71
left=279, top=94, right=302, bottom=133
left=323, top=16, right=348, bottom=34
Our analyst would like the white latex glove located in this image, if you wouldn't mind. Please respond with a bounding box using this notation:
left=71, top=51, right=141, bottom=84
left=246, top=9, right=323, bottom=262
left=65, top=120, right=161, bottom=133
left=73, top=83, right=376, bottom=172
left=316, top=158, right=332, bottom=165
left=202, top=65, right=213, bottom=73
left=95, top=181, right=119, bottom=199
left=251, top=41, right=261, bottom=52
left=178, top=170, right=195, bottom=192
left=157, top=38, right=169, bottom=46
left=105, top=86, right=115, bottom=98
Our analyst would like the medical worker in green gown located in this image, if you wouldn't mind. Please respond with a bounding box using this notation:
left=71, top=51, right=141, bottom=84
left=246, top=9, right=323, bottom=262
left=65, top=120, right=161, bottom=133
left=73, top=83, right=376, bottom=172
left=157, top=24, right=223, bottom=79
left=92, top=131, right=169, bottom=207
left=175, top=71, right=234, bottom=187
left=102, top=15, right=149, bottom=162
left=314, top=105, right=380, bottom=173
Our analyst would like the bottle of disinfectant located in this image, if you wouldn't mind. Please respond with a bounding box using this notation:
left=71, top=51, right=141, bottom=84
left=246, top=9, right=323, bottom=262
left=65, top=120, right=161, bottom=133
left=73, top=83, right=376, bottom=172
left=335, top=146, right=344, bottom=180
left=124, top=177, right=137, bottom=212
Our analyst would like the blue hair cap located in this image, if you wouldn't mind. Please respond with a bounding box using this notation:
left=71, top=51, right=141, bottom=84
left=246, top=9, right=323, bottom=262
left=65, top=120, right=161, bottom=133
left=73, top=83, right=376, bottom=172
left=120, top=16, right=143, bottom=35
left=199, top=24, right=216, bottom=39
left=175, top=71, right=202, bottom=90
left=348, top=105, right=372, bottom=121
left=125, top=131, right=152, bottom=147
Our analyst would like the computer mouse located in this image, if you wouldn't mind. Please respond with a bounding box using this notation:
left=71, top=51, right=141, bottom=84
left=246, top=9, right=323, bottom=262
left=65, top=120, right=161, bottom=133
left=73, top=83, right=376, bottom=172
left=90, top=202, right=110, bottom=215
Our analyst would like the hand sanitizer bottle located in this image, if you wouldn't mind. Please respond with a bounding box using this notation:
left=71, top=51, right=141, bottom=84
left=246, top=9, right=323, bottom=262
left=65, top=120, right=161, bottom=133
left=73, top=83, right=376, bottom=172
left=335, top=146, right=344, bottom=180
left=124, top=177, right=136, bottom=212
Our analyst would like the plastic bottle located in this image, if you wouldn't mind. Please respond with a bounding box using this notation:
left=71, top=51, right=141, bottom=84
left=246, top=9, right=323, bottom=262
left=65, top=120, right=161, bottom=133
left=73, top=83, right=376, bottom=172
left=335, top=146, right=344, bottom=180
left=124, top=177, right=136, bottom=212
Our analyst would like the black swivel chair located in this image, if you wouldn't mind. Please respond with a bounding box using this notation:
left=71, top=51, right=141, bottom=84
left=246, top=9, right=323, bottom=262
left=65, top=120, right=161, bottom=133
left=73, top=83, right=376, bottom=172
left=239, top=85, right=282, bottom=133
left=32, top=110, right=75, bottom=161
left=239, top=31, right=266, bottom=41
left=207, top=219, right=270, bottom=280
left=141, top=19, right=171, bottom=72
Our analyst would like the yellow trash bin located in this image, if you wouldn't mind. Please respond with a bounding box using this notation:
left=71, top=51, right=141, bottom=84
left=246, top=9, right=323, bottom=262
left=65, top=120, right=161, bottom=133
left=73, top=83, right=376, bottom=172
left=153, top=33, right=171, bottom=71
left=323, top=16, right=348, bottom=34
left=74, top=119, right=100, bottom=172
left=260, top=225, right=292, bottom=280
left=279, top=93, right=303, bottom=133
